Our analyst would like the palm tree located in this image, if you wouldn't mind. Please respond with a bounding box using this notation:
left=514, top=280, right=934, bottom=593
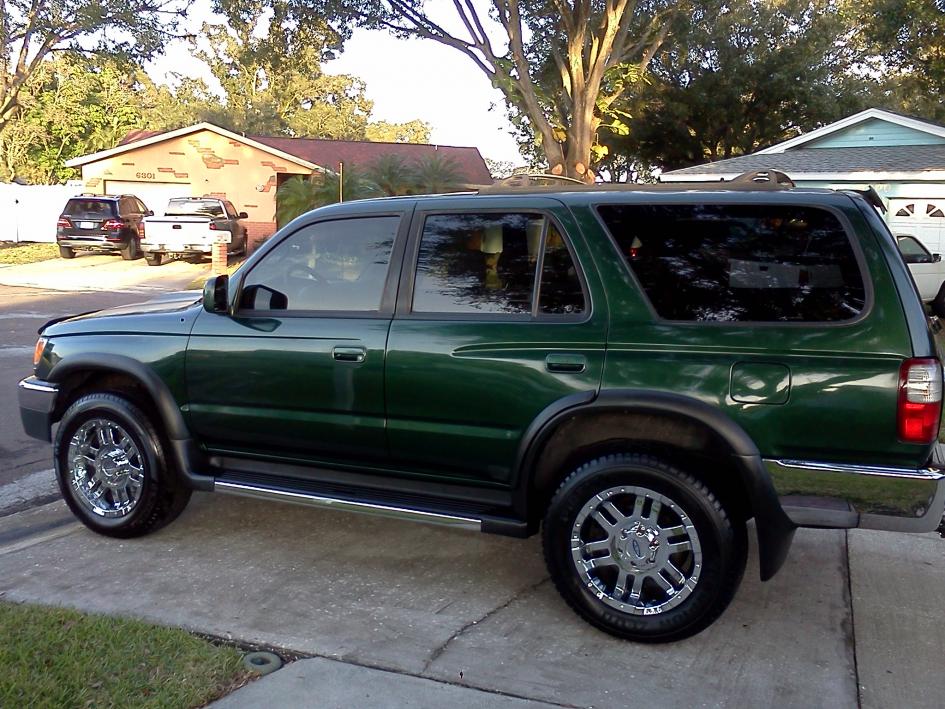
left=276, top=167, right=381, bottom=226
left=367, top=154, right=416, bottom=196
left=412, top=153, right=463, bottom=194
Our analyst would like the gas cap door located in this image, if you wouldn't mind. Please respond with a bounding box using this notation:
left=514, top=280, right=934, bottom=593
left=730, top=362, right=791, bottom=405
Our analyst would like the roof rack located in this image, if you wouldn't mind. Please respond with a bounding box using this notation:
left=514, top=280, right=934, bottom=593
left=477, top=169, right=797, bottom=195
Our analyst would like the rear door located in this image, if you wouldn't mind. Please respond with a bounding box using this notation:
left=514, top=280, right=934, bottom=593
left=384, top=196, right=608, bottom=484
left=186, top=208, right=409, bottom=465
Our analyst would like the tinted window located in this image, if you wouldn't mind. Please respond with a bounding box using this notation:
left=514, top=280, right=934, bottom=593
left=413, top=213, right=543, bottom=314
left=63, top=199, right=116, bottom=219
left=241, top=217, right=398, bottom=312
left=224, top=201, right=238, bottom=219
left=539, top=223, right=585, bottom=315
left=898, top=235, right=929, bottom=258
left=598, top=204, right=866, bottom=322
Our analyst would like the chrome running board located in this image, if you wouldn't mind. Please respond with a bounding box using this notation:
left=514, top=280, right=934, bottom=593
left=215, top=480, right=482, bottom=531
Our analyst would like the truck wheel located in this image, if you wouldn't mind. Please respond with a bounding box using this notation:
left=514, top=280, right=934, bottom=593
left=54, top=393, right=192, bottom=538
left=543, top=453, right=747, bottom=642
left=145, top=253, right=164, bottom=267
left=59, top=246, right=75, bottom=259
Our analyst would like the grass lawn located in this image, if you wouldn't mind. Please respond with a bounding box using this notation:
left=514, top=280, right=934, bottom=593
left=0, top=242, right=59, bottom=265
left=0, top=601, right=250, bottom=708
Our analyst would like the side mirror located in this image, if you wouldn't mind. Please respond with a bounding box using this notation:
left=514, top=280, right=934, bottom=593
left=934, top=254, right=942, bottom=263
left=203, top=274, right=229, bottom=314
left=238, top=211, right=248, bottom=219
left=146, top=210, right=154, bottom=217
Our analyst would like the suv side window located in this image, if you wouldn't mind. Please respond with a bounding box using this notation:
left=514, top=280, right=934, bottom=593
left=598, top=203, right=866, bottom=323
left=411, top=212, right=585, bottom=316
left=240, top=216, right=399, bottom=313
left=224, top=201, right=238, bottom=219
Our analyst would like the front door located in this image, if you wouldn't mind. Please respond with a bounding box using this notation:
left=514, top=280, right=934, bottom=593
left=186, top=211, right=407, bottom=465
left=385, top=197, right=608, bottom=485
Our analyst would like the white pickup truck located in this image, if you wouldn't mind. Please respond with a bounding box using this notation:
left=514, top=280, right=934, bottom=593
left=141, top=197, right=249, bottom=266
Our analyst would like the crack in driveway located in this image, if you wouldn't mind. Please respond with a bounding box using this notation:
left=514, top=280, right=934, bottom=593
left=421, top=576, right=551, bottom=675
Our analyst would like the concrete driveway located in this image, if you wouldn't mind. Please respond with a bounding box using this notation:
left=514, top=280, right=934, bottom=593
left=1, top=494, right=942, bottom=708
left=0, top=253, right=208, bottom=292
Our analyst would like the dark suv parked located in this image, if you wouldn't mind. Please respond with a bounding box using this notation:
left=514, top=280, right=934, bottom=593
left=56, top=194, right=152, bottom=260
left=19, top=175, right=945, bottom=642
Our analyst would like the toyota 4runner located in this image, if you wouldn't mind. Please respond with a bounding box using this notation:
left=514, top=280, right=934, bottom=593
left=19, top=175, right=945, bottom=642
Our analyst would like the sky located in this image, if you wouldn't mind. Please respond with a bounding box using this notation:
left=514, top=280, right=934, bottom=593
left=146, top=1, right=524, bottom=165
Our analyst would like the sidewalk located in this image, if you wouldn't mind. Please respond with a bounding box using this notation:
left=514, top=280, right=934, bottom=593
left=0, top=493, right=941, bottom=708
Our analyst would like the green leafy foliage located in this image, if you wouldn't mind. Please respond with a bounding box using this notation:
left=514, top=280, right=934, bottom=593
left=595, top=0, right=883, bottom=178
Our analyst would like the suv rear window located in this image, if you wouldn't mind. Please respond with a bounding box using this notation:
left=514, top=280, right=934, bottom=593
left=63, top=199, right=116, bottom=219
left=598, top=204, right=866, bottom=323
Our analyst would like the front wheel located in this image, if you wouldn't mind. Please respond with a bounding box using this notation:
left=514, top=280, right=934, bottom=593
left=54, top=393, right=191, bottom=538
left=543, top=453, right=746, bottom=642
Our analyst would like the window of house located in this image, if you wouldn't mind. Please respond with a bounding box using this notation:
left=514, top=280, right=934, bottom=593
left=927, top=203, right=945, bottom=218
left=896, top=204, right=915, bottom=217
left=240, top=217, right=399, bottom=312
left=411, top=213, right=584, bottom=316
left=597, top=203, right=866, bottom=323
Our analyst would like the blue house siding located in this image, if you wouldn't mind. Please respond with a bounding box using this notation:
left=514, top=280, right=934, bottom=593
left=803, top=118, right=945, bottom=149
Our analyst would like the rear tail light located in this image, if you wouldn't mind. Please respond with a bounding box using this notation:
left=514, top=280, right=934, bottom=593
left=103, top=219, right=123, bottom=230
left=209, top=222, right=218, bottom=231
left=57, top=217, right=71, bottom=229
left=897, top=358, right=943, bottom=444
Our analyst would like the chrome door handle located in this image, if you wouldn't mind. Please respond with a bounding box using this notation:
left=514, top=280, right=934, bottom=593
left=332, top=346, right=366, bottom=363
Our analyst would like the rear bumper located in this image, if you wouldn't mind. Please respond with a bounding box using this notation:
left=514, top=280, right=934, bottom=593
left=767, top=456, right=945, bottom=533
left=17, top=376, right=59, bottom=442
left=57, top=237, right=125, bottom=250
left=141, top=243, right=213, bottom=255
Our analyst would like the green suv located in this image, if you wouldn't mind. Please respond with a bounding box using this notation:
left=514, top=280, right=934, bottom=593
left=18, top=177, right=945, bottom=642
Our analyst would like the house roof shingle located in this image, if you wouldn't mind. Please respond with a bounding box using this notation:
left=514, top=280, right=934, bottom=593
left=117, top=127, right=492, bottom=184
left=663, top=145, right=945, bottom=178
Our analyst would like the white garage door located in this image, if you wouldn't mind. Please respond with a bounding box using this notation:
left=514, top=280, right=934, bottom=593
left=888, top=199, right=945, bottom=255
left=104, top=181, right=192, bottom=216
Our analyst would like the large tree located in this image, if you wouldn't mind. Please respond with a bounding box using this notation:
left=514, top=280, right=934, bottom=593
left=0, top=0, right=189, bottom=135
left=595, top=0, right=877, bottom=177
left=288, top=0, right=684, bottom=181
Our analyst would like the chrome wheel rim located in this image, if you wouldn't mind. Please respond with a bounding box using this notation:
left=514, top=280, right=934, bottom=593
left=571, top=485, right=702, bottom=616
left=67, top=418, right=145, bottom=518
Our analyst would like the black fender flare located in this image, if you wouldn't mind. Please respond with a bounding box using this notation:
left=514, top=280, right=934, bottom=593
left=514, top=389, right=796, bottom=581
left=48, top=354, right=214, bottom=490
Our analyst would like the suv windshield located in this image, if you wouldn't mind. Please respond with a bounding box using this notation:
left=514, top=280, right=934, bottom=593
left=164, top=199, right=224, bottom=218
left=62, top=199, right=116, bottom=219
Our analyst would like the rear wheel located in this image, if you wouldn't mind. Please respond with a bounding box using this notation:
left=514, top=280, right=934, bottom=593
left=120, top=237, right=139, bottom=260
left=543, top=453, right=747, bottom=642
left=59, top=245, right=75, bottom=259
left=145, top=253, right=165, bottom=267
left=54, top=393, right=191, bottom=538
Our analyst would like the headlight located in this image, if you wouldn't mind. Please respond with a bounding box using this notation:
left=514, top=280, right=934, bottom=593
left=33, top=336, right=48, bottom=367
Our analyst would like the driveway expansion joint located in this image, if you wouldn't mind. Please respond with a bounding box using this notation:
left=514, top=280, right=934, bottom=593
left=421, top=576, right=551, bottom=675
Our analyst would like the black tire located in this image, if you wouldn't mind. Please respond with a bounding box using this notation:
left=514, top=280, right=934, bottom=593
left=59, top=245, right=75, bottom=259
left=120, top=237, right=139, bottom=260
left=542, top=453, right=747, bottom=642
left=145, top=253, right=164, bottom=267
left=54, top=393, right=192, bottom=538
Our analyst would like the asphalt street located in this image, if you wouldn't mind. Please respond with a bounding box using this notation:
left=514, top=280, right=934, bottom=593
left=0, top=253, right=206, bottom=505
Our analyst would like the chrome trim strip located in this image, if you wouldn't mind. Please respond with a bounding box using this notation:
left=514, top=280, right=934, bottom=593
left=769, top=458, right=944, bottom=481
left=18, top=377, right=59, bottom=394
left=214, top=481, right=482, bottom=531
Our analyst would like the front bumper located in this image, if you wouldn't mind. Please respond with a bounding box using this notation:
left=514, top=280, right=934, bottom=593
left=17, top=376, right=58, bottom=442
left=767, top=456, right=945, bottom=533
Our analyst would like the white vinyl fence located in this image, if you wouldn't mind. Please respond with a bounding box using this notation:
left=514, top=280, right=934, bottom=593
left=0, top=182, right=84, bottom=243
